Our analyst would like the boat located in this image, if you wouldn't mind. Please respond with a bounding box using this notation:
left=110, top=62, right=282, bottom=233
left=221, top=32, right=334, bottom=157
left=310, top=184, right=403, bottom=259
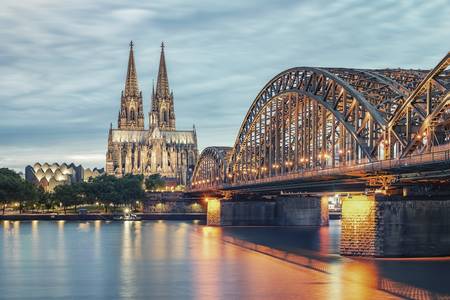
left=112, top=209, right=141, bottom=221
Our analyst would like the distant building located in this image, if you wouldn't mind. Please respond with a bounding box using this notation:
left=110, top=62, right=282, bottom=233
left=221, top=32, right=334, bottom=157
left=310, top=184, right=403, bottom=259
left=105, top=42, right=198, bottom=185
left=25, top=162, right=104, bottom=192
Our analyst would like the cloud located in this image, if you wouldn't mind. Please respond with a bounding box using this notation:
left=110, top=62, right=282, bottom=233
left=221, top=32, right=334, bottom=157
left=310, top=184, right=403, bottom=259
left=0, top=0, right=449, bottom=171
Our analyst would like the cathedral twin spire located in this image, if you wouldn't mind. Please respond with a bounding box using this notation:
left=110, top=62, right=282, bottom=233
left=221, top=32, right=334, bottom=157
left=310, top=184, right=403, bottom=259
left=124, top=41, right=139, bottom=97
left=119, top=41, right=175, bottom=131
left=118, top=41, right=144, bottom=130
left=151, top=42, right=176, bottom=131
left=155, top=42, right=170, bottom=99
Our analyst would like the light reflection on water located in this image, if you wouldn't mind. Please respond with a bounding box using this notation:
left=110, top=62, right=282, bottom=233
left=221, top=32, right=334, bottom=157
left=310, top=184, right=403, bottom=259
left=0, top=220, right=448, bottom=299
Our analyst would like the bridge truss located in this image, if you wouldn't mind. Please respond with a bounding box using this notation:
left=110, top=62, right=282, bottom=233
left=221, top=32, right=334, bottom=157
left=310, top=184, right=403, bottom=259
left=191, top=53, right=450, bottom=190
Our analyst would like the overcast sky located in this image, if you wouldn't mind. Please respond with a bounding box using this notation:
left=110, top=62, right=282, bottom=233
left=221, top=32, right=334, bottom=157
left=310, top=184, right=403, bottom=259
left=0, top=0, right=449, bottom=171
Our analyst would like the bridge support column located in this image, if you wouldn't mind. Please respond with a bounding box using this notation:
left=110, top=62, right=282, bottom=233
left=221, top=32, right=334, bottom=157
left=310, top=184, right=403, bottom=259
left=276, top=194, right=329, bottom=226
left=207, top=199, right=276, bottom=226
left=207, top=195, right=329, bottom=226
left=341, top=194, right=450, bottom=257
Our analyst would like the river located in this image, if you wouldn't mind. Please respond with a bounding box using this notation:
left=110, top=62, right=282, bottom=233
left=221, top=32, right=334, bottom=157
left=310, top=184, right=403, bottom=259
left=1, top=220, right=449, bottom=299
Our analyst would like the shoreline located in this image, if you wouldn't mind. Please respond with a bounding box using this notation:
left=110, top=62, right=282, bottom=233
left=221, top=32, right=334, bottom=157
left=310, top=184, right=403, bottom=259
left=0, top=213, right=206, bottom=221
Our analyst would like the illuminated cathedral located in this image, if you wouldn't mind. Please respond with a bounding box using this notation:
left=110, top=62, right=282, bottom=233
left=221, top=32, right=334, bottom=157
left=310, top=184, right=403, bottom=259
left=106, top=42, right=198, bottom=186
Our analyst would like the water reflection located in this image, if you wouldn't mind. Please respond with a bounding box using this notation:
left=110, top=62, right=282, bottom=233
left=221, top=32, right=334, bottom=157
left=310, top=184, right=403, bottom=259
left=31, top=221, right=39, bottom=260
left=151, top=220, right=167, bottom=260
left=93, top=220, right=102, bottom=260
left=78, top=222, right=90, bottom=231
left=0, top=220, right=448, bottom=299
left=192, top=226, right=223, bottom=299
left=120, top=221, right=134, bottom=298
left=220, top=221, right=450, bottom=299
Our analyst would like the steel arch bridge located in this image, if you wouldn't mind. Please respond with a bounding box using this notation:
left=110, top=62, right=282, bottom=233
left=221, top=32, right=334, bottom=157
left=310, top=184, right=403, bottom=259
left=191, top=147, right=232, bottom=189
left=191, top=53, right=450, bottom=192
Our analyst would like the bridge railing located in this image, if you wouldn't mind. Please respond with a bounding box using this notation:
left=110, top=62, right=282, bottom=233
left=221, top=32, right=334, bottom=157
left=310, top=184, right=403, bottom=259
left=226, top=144, right=450, bottom=188
left=189, top=144, right=450, bottom=191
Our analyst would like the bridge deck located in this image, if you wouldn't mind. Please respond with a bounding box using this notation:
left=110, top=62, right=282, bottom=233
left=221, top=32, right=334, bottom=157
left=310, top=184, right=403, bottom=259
left=191, top=145, right=450, bottom=193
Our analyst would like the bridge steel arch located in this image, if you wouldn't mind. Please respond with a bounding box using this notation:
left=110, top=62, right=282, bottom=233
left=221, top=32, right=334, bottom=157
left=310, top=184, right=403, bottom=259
left=191, top=146, right=232, bottom=189
left=386, top=53, right=450, bottom=158
left=226, top=53, right=449, bottom=185
left=228, top=67, right=392, bottom=183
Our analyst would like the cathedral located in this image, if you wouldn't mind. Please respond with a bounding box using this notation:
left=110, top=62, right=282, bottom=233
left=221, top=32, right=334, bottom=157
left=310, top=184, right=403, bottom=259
left=106, top=42, right=198, bottom=186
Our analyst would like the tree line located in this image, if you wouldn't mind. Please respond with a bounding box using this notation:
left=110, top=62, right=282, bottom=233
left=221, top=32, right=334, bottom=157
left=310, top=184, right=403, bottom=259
left=0, top=168, right=167, bottom=214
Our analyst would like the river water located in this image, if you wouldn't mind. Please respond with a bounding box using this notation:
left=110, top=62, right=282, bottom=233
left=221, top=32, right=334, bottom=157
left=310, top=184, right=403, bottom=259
left=1, top=220, right=449, bottom=299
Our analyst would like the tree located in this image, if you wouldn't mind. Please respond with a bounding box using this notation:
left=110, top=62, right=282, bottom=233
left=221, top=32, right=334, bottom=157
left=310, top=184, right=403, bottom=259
left=145, top=174, right=165, bottom=191
left=120, top=174, right=144, bottom=209
left=36, top=187, right=55, bottom=212
left=89, top=175, right=120, bottom=212
left=0, top=169, right=21, bottom=214
left=0, top=168, right=38, bottom=214
left=53, top=185, right=77, bottom=214
left=18, top=180, right=38, bottom=213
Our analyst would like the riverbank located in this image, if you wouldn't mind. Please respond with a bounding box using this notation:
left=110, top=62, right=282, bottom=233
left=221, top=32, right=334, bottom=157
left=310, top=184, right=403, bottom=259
left=0, top=213, right=206, bottom=221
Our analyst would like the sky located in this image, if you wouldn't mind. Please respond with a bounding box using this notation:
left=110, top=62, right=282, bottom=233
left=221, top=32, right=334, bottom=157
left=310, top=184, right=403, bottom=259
left=0, top=0, right=449, bottom=171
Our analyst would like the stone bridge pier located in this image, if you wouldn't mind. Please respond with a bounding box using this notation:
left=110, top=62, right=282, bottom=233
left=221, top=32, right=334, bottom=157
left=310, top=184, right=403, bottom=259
left=207, top=193, right=450, bottom=257
left=340, top=194, right=450, bottom=257
left=206, top=194, right=329, bottom=226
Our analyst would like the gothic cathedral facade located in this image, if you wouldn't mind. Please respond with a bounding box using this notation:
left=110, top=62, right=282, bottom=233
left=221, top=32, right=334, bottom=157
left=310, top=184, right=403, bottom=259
left=106, top=42, right=198, bottom=186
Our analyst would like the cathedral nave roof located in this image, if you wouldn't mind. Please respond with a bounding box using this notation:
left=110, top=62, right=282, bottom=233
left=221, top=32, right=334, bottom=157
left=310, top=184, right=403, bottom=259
left=111, top=129, right=147, bottom=143
left=161, top=130, right=196, bottom=145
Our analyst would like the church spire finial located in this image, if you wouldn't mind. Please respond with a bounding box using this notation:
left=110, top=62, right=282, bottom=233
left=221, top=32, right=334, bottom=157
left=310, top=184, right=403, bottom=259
left=124, top=40, right=139, bottom=97
left=156, top=41, right=169, bottom=98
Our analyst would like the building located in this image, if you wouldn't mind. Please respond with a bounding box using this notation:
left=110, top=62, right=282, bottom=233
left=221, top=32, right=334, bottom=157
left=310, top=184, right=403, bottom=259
left=25, top=162, right=104, bottom=192
left=106, top=42, right=198, bottom=186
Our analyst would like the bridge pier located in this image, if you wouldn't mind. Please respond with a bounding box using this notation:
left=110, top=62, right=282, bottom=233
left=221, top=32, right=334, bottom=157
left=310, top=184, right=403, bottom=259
left=340, top=194, right=450, bottom=257
left=276, top=195, right=329, bottom=226
left=206, top=194, right=328, bottom=226
left=207, top=198, right=276, bottom=226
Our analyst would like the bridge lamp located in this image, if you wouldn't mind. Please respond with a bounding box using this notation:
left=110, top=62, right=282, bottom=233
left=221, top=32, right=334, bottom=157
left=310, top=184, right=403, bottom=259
left=215, top=177, right=219, bottom=181
left=206, top=179, right=210, bottom=183
left=124, top=208, right=130, bottom=214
